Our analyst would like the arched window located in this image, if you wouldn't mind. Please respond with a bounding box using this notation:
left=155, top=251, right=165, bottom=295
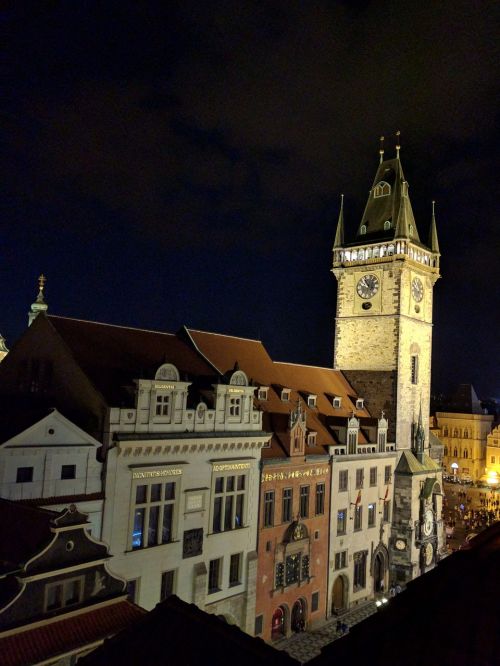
left=387, top=244, right=395, bottom=255
left=360, top=224, right=367, bottom=235
left=358, top=249, right=365, bottom=260
left=352, top=250, right=358, bottom=261
left=380, top=245, right=386, bottom=257
left=453, top=428, right=459, bottom=438
left=463, top=449, right=468, bottom=459
left=464, top=430, right=469, bottom=438
left=384, top=220, right=391, bottom=231
left=373, top=247, right=380, bottom=258
left=444, top=446, right=448, bottom=456
left=374, top=181, right=391, bottom=198
left=409, top=224, right=414, bottom=236
left=366, top=247, right=372, bottom=259
left=453, top=448, right=458, bottom=457
left=443, top=426, right=448, bottom=436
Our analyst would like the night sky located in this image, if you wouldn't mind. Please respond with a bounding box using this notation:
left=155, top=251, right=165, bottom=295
left=3, top=2, right=499, bottom=398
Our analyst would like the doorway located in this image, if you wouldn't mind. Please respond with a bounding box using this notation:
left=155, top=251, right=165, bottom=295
left=331, top=575, right=346, bottom=613
left=271, top=606, right=287, bottom=640
left=291, top=598, right=306, bottom=632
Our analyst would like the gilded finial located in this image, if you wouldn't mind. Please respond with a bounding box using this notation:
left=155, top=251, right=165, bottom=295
left=379, top=135, right=385, bottom=163
left=432, top=200, right=436, bottom=216
left=38, top=274, right=46, bottom=292
left=395, top=130, right=401, bottom=158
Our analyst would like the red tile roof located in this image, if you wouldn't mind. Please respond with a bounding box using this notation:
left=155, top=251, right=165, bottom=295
left=0, top=599, right=145, bottom=666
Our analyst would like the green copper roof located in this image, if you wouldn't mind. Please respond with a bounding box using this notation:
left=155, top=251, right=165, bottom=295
left=356, top=157, right=421, bottom=243
left=395, top=449, right=441, bottom=475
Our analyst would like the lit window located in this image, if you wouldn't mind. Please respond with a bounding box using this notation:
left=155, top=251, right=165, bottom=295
left=258, top=387, right=268, bottom=400
left=374, top=181, right=391, bottom=198
left=275, top=562, right=285, bottom=587
left=213, top=473, right=246, bottom=533
left=384, top=220, right=391, bottom=230
left=368, top=503, right=376, bottom=527
left=131, top=478, right=177, bottom=549
left=337, top=509, right=347, bottom=535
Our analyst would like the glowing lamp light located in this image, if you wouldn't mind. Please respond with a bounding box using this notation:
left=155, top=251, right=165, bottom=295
left=381, top=597, right=388, bottom=604
left=376, top=600, right=382, bottom=607
left=486, top=471, right=499, bottom=485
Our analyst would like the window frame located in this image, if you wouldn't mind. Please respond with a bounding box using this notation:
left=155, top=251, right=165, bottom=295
left=263, top=490, right=275, bottom=528
left=337, top=508, right=347, bottom=535
left=229, top=552, right=242, bottom=587
left=16, top=466, right=34, bottom=483
left=130, top=476, right=178, bottom=550
left=282, top=487, right=293, bottom=523
left=315, top=482, right=325, bottom=515
left=299, top=485, right=310, bottom=519
left=354, top=505, right=363, bottom=531
left=61, top=464, right=76, bottom=480
left=208, top=557, right=223, bottom=594
left=368, top=503, right=376, bottom=527
left=212, top=471, right=247, bottom=533
left=44, top=575, right=84, bottom=612
left=160, top=570, right=176, bottom=600
left=338, top=470, right=348, bottom=492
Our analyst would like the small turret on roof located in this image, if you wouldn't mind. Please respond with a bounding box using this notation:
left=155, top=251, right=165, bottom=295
left=428, top=200, right=440, bottom=254
left=333, top=194, right=345, bottom=249
left=28, top=274, right=48, bottom=326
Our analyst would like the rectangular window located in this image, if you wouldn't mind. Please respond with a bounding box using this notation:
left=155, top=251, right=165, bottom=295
left=311, top=591, right=319, bottom=612
left=255, top=615, right=264, bottom=635
left=337, top=509, right=347, bottom=535
left=45, top=576, right=83, bottom=612
left=353, top=551, right=367, bottom=591
left=307, top=395, right=317, bottom=407
left=338, top=470, right=348, bottom=491
left=315, top=483, right=325, bottom=515
left=228, top=397, right=241, bottom=417
left=334, top=551, right=347, bottom=570
left=126, top=579, right=138, bottom=603
left=355, top=468, right=364, bottom=489
left=369, top=467, right=377, bottom=486
left=299, top=486, right=310, bottom=518
left=131, top=479, right=177, bottom=550
left=229, top=553, right=242, bottom=586
left=16, top=466, right=33, bottom=483
left=257, top=388, right=268, bottom=400
left=160, top=570, right=175, bottom=600
left=61, top=464, right=76, bottom=480
left=213, top=473, right=247, bottom=533
left=384, top=465, right=392, bottom=484
left=411, top=356, right=419, bottom=384
left=333, top=397, right=342, bottom=408
left=383, top=500, right=391, bottom=523
left=282, top=488, right=293, bottom=522
left=368, top=503, right=376, bottom=527
left=155, top=393, right=170, bottom=416
left=354, top=505, right=362, bottom=531
left=285, top=554, right=301, bottom=585
left=264, top=490, right=275, bottom=527
left=208, top=558, right=222, bottom=594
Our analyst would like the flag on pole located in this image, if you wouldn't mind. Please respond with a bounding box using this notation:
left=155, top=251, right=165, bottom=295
left=355, top=490, right=362, bottom=506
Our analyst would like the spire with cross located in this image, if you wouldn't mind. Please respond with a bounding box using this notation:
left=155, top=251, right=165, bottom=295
left=28, top=274, right=49, bottom=326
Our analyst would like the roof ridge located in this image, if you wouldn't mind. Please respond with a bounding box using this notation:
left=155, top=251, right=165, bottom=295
left=187, top=328, right=262, bottom=343
left=274, top=361, right=343, bottom=371
left=48, top=315, right=176, bottom=337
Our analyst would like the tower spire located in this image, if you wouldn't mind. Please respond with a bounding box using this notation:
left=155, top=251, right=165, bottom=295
left=333, top=194, right=345, bottom=248
left=28, top=274, right=49, bottom=326
left=395, top=130, right=401, bottom=159
left=379, top=135, right=385, bottom=164
left=428, top=200, right=440, bottom=254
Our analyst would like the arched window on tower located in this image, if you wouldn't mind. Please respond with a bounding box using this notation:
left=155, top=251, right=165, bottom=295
left=360, top=224, right=367, bottom=235
left=384, top=220, right=391, bottom=231
left=374, top=181, right=391, bottom=198
left=453, top=448, right=458, bottom=457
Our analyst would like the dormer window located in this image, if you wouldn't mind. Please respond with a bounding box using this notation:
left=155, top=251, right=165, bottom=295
left=281, top=389, right=291, bottom=402
left=360, top=224, right=367, bottom=235
left=257, top=387, right=269, bottom=401
left=229, top=397, right=241, bottom=417
left=307, top=432, right=317, bottom=446
left=374, top=181, right=391, bottom=198
left=307, top=395, right=317, bottom=408
left=383, top=220, right=391, bottom=230
left=409, top=224, right=414, bottom=236
left=155, top=394, right=171, bottom=417
left=333, top=397, right=342, bottom=409
left=356, top=398, right=364, bottom=410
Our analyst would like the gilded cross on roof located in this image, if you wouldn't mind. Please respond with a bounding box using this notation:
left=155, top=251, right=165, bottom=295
left=38, top=274, right=46, bottom=291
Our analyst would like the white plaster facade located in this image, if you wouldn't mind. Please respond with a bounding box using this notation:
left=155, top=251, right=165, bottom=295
left=103, top=363, right=270, bottom=632
left=0, top=409, right=103, bottom=535
left=328, top=416, right=397, bottom=614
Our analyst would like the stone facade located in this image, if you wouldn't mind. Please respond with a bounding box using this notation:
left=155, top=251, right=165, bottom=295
left=437, top=411, right=494, bottom=482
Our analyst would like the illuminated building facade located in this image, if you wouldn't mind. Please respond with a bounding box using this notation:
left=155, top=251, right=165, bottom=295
left=485, top=425, right=500, bottom=486
left=331, top=141, right=444, bottom=584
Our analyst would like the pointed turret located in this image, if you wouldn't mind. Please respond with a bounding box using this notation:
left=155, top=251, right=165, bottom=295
left=356, top=135, right=421, bottom=243
left=428, top=201, right=440, bottom=254
left=333, top=194, right=345, bottom=248
left=413, top=401, right=426, bottom=463
left=28, top=274, right=48, bottom=326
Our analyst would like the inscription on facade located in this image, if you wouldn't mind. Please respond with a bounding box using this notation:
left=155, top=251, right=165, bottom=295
left=261, top=467, right=329, bottom=482
left=212, top=462, right=251, bottom=472
left=132, top=468, right=182, bottom=479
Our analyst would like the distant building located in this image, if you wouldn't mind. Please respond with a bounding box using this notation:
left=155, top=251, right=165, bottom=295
left=0, top=408, right=103, bottom=535
left=485, top=424, right=500, bottom=486
left=436, top=384, right=494, bottom=482
left=0, top=500, right=144, bottom=666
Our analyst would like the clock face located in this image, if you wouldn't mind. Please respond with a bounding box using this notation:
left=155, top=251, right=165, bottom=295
left=423, top=508, right=434, bottom=536
left=423, top=542, right=433, bottom=566
left=356, top=274, right=379, bottom=299
left=395, top=538, right=406, bottom=551
left=411, top=277, right=424, bottom=302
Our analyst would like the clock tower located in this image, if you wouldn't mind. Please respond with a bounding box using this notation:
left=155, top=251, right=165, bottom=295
left=331, top=138, right=444, bottom=584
